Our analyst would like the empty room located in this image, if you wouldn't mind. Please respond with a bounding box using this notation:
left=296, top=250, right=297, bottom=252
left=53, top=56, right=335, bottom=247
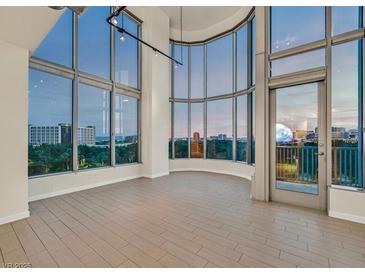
left=0, top=0, right=365, bottom=270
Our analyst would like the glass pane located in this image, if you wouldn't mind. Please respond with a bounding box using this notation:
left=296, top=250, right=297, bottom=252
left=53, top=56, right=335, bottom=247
left=174, top=103, right=188, bottom=158
left=191, top=103, right=204, bottom=158
left=191, top=46, right=204, bottom=98
left=169, top=102, right=173, bottom=159
left=78, top=7, right=110, bottom=79
left=236, top=95, right=248, bottom=162
left=275, top=83, right=319, bottom=195
left=207, top=34, right=233, bottom=97
left=173, top=44, right=189, bottom=98
left=332, top=7, right=361, bottom=36
left=28, top=69, right=72, bottom=176
left=332, top=41, right=362, bottom=188
left=251, top=91, right=256, bottom=163
left=236, top=26, right=248, bottom=91
left=33, top=10, right=72, bottom=67
left=271, top=49, right=325, bottom=76
left=115, top=13, right=139, bottom=88
left=115, top=94, right=138, bottom=164
left=207, top=98, right=232, bottom=159
left=78, top=84, right=110, bottom=169
left=251, top=17, right=256, bottom=86
left=271, top=7, right=325, bottom=53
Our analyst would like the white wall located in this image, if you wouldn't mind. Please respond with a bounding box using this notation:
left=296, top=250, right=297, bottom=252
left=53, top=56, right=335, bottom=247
left=170, top=159, right=254, bottom=181
left=0, top=41, right=29, bottom=224
left=29, top=164, right=142, bottom=201
left=328, top=187, right=365, bottom=224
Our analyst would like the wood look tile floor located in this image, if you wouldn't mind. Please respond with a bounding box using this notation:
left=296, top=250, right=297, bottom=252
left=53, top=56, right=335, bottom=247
left=1, top=171, right=365, bottom=268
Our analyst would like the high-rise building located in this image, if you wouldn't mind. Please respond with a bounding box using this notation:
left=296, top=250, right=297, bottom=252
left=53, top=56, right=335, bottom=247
left=59, top=123, right=72, bottom=144
left=78, top=126, right=96, bottom=145
left=28, top=125, right=61, bottom=145
left=29, top=124, right=95, bottom=145
left=193, top=131, right=200, bottom=142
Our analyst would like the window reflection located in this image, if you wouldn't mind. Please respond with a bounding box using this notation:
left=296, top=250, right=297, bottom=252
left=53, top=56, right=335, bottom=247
left=271, top=7, right=325, bottom=53
left=191, top=46, right=204, bottom=98
left=33, top=10, right=73, bottom=67
left=271, top=49, right=325, bottom=76
left=207, top=35, right=233, bottom=97
left=78, top=84, right=111, bottom=169
left=236, top=95, right=248, bottom=162
left=174, top=103, right=188, bottom=158
left=236, top=26, right=248, bottom=91
left=332, top=7, right=361, bottom=36
left=115, top=13, right=139, bottom=88
left=332, top=40, right=362, bottom=188
left=191, top=103, right=204, bottom=158
left=79, top=7, right=110, bottom=79
left=28, top=70, right=73, bottom=176
left=207, top=99, right=233, bottom=160
left=115, top=95, right=138, bottom=164
left=173, top=44, right=189, bottom=98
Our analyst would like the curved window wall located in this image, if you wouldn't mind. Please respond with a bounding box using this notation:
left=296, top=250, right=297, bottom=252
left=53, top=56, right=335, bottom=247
left=170, top=14, right=256, bottom=164
left=28, top=7, right=141, bottom=177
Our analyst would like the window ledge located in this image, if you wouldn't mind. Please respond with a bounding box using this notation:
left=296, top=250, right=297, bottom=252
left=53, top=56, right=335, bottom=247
left=329, top=185, right=365, bottom=193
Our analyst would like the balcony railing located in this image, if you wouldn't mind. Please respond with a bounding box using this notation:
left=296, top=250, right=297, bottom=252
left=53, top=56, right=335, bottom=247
left=276, top=145, right=358, bottom=187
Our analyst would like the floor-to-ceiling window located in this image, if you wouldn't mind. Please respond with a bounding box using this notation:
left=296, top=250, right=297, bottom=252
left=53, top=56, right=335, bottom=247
left=269, top=6, right=364, bottom=193
left=28, top=7, right=141, bottom=177
left=169, top=12, right=256, bottom=164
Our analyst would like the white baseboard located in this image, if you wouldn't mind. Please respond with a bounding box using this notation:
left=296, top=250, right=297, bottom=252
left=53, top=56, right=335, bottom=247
left=143, top=172, right=170, bottom=179
left=0, top=210, right=30, bottom=225
left=329, top=210, right=365, bottom=224
left=29, top=175, right=142, bottom=202
left=170, top=168, right=252, bottom=181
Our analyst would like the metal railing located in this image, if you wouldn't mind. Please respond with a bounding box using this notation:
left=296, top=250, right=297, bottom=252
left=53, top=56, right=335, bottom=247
left=332, top=146, right=358, bottom=186
left=276, top=145, right=359, bottom=186
left=276, top=145, right=318, bottom=184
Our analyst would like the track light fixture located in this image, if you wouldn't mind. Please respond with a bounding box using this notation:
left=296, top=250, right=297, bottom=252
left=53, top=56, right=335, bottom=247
left=107, top=6, right=183, bottom=66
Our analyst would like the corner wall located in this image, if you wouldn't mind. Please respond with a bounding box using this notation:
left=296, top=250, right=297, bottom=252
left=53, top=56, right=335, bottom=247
left=0, top=41, right=29, bottom=224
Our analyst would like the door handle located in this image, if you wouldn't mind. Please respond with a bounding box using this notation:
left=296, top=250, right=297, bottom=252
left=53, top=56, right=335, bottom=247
left=315, top=152, right=325, bottom=156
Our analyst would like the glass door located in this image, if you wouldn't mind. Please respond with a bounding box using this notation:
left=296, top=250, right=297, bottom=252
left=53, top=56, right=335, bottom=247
left=270, top=82, right=326, bottom=210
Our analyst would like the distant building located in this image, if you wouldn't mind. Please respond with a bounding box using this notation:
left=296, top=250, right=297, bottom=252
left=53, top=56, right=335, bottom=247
left=78, top=126, right=96, bottom=145
left=218, top=134, right=227, bottom=140
left=193, top=132, right=200, bottom=142
left=348, top=129, right=358, bottom=139
left=59, top=123, right=72, bottom=144
left=332, top=127, right=346, bottom=139
left=29, top=124, right=96, bottom=145
left=28, top=125, right=61, bottom=145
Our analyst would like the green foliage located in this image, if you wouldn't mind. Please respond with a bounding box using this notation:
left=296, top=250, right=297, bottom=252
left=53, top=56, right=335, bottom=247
left=28, top=143, right=139, bottom=176
left=28, top=144, right=72, bottom=176
left=78, top=145, right=110, bottom=169
left=116, top=143, right=138, bottom=164
left=207, top=140, right=233, bottom=160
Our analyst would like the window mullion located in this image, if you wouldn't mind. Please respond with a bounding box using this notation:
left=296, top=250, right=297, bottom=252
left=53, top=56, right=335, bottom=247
left=72, top=11, right=79, bottom=171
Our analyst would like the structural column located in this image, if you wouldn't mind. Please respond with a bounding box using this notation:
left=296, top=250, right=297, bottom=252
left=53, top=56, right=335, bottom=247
left=138, top=7, right=171, bottom=178
left=251, top=7, right=270, bottom=201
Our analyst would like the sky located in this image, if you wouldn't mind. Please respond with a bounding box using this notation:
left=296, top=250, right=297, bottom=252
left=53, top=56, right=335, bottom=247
left=29, top=7, right=139, bottom=137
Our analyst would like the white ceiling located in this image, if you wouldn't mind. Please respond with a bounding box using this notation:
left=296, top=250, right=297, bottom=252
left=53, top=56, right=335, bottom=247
left=159, top=6, right=247, bottom=32
left=0, top=7, right=63, bottom=52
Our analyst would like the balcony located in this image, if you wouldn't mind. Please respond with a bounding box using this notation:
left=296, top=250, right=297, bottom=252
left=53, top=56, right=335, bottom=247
left=276, top=145, right=359, bottom=194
